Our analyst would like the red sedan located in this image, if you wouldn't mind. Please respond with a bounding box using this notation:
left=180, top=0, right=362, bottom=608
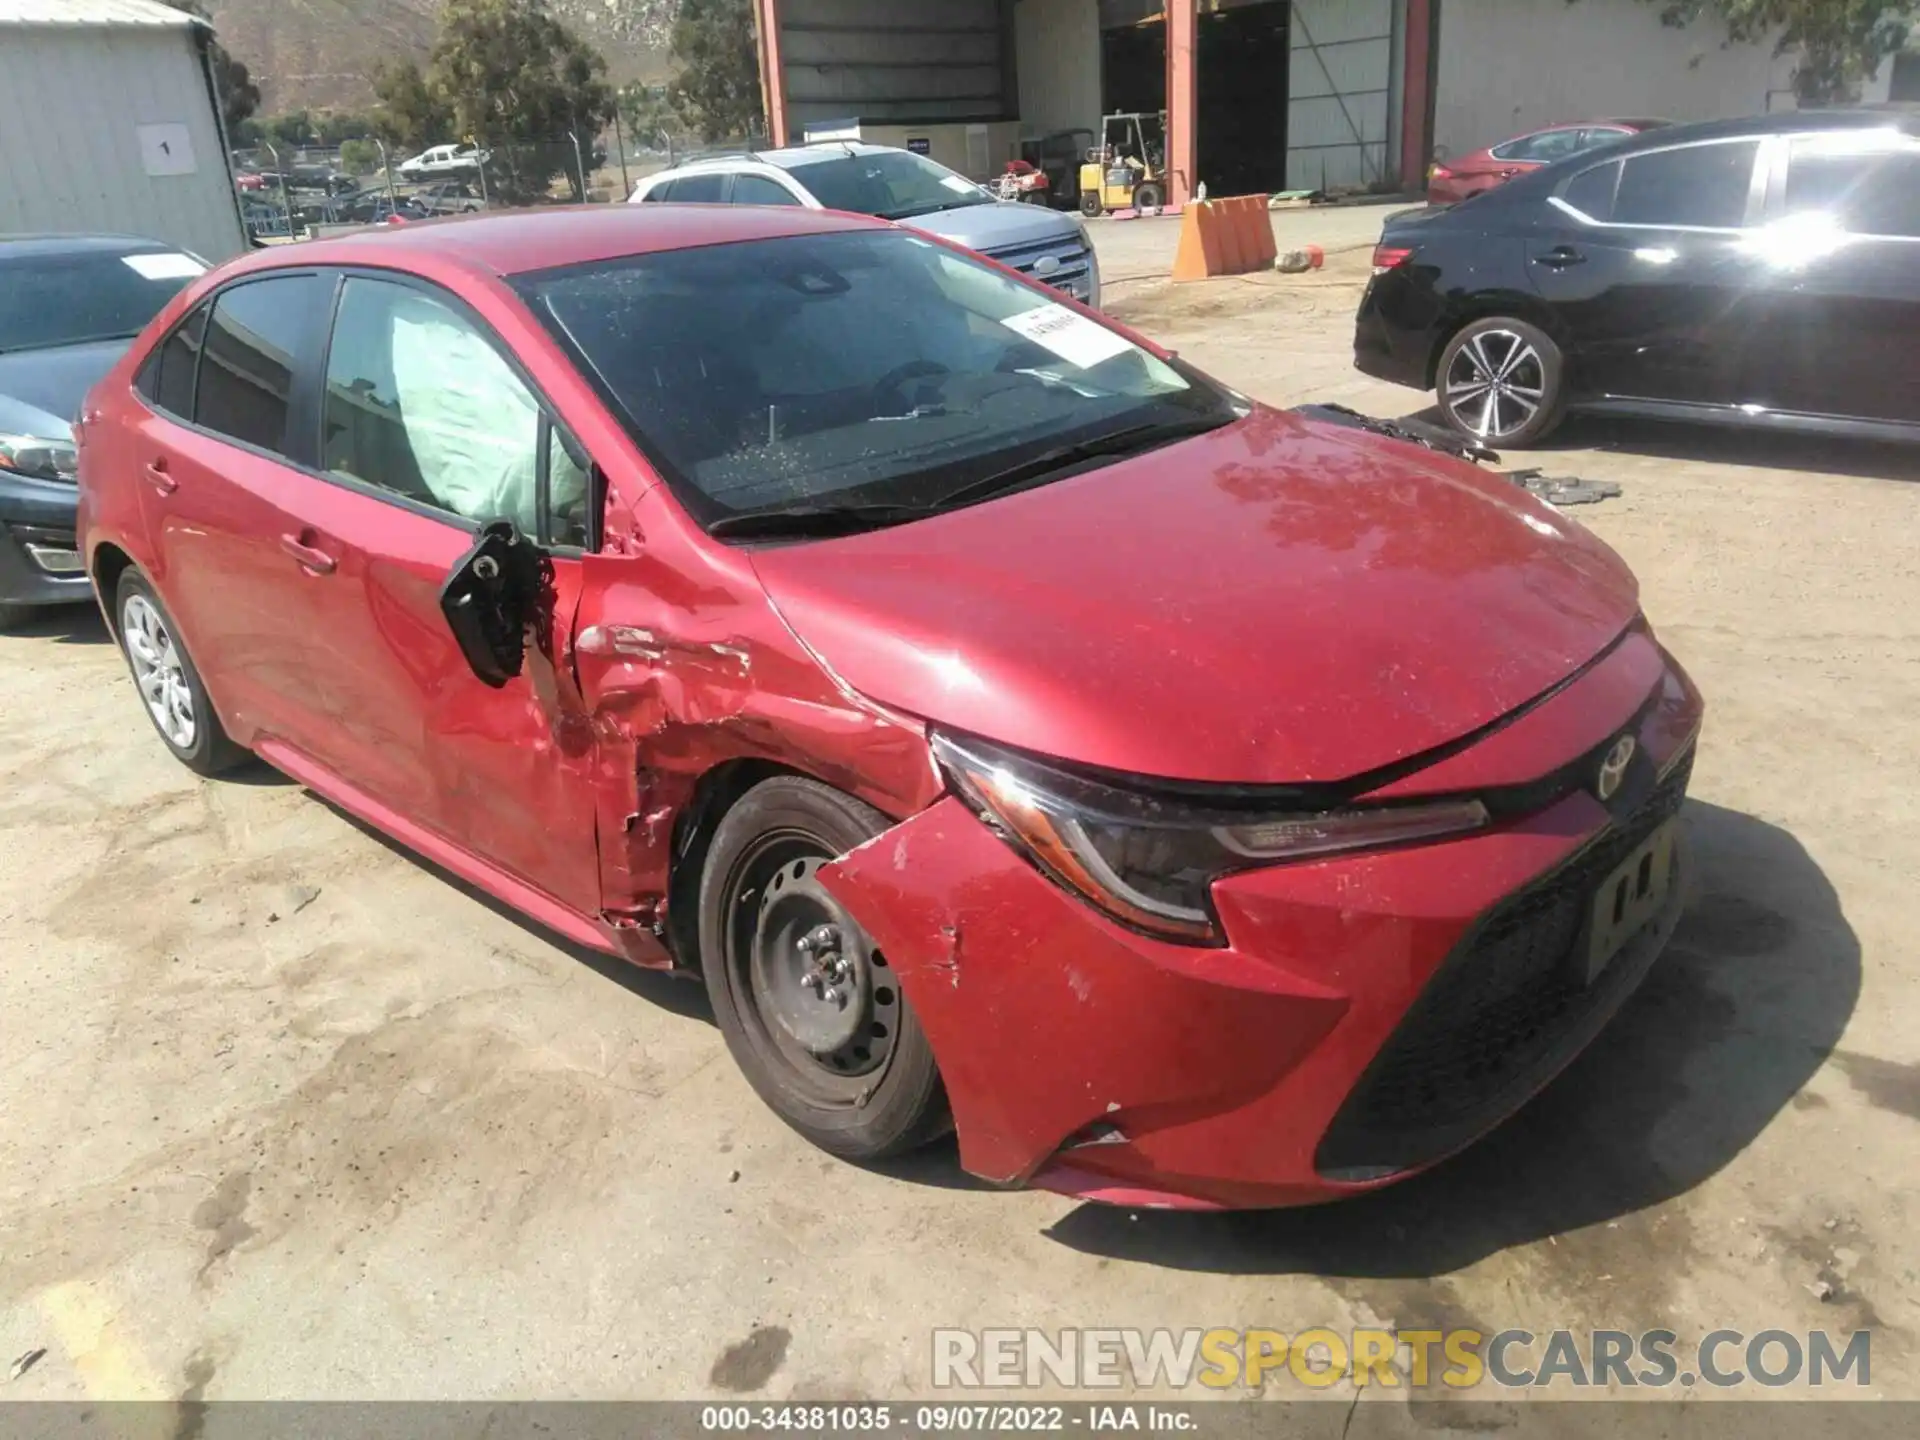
left=1428, top=118, right=1669, bottom=204
left=74, top=206, right=1702, bottom=1209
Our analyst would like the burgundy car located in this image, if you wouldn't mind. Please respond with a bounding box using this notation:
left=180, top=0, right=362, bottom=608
left=75, top=207, right=1702, bottom=1209
left=1429, top=119, right=1669, bottom=205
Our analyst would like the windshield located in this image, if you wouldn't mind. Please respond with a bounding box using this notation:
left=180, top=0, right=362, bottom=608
left=517, top=230, right=1234, bottom=530
left=0, top=250, right=204, bottom=354
left=790, top=150, right=994, bottom=220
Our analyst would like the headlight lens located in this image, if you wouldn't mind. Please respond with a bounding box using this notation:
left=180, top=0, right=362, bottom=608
left=0, top=433, right=78, bottom=481
left=933, top=732, right=1489, bottom=945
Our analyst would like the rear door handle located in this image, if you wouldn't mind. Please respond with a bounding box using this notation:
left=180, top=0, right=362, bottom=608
left=1534, top=246, right=1587, bottom=269
left=142, top=459, right=177, bottom=495
left=280, top=531, right=338, bottom=575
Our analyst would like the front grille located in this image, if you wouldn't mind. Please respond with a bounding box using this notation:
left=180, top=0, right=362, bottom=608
left=1315, top=748, right=1694, bottom=1177
left=983, top=235, right=1094, bottom=295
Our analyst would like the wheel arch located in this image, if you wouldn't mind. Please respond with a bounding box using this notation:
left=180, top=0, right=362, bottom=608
left=1425, top=293, right=1569, bottom=389
left=90, top=542, right=136, bottom=637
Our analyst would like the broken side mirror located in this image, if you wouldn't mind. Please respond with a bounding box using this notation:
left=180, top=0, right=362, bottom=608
left=440, top=520, right=546, bottom=688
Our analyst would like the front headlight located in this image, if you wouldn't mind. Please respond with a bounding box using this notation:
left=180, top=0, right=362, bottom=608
left=0, top=433, right=78, bottom=482
left=933, top=732, right=1489, bottom=945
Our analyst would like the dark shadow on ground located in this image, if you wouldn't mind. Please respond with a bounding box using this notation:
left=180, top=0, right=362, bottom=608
left=1042, top=800, right=1858, bottom=1279
left=314, top=797, right=715, bottom=1024
left=1388, top=403, right=1920, bottom=484
left=3, top=601, right=111, bottom=645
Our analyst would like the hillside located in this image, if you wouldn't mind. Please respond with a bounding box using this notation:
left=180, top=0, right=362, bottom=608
left=203, top=0, right=678, bottom=113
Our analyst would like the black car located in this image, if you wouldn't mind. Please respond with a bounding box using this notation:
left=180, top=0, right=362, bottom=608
left=0, top=235, right=205, bottom=625
left=1355, top=111, right=1920, bottom=446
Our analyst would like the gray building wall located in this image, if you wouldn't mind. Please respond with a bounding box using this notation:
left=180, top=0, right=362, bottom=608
left=777, top=0, right=1015, bottom=128
left=1014, top=0, right=1102, bottom=142
left=0, top=18, right=246, bottom=260
left=1432, top=0, right=1791, bottom=161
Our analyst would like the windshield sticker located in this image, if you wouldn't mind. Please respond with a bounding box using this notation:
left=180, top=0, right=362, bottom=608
left=1001, top=304, right=1133, bottom=371
left=940, top=175, right=980, bottom=194
left=122, top=252, right=205, bottom=281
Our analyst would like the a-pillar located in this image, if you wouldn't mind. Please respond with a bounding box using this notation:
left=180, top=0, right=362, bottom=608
left=1165, top=0, right=1197, bottom=206
left=755, top=0, right=791, bottom=147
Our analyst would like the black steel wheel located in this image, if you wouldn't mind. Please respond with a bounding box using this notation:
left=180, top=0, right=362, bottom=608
left=698, top=776, right=948, bottom=1160
left=1079, top=190, right=1103, bottom=219
left=1132, top=181, right=1165, bottom=211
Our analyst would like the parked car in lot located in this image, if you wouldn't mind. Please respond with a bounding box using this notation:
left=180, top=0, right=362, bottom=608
left=77, top=206, right=1701, bottom=1209
left=1359, top=111, right=1920, bottom=446
left=1427, top=118, right=1668, bottom=204
left=415, top=180, right=484, bottom=215
left=631, top=142, right=1101, bottom=307
left=397, top=144, right=488, bottom=180
left=0, top=234, right=204, bottom=626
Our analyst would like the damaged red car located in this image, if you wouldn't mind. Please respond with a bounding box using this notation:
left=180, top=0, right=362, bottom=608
left=75, top=207, right=1702, bottom=1210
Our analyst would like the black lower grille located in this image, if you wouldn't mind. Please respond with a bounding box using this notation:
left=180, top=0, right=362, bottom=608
left=1315, top=748, right=1694, bottom=1177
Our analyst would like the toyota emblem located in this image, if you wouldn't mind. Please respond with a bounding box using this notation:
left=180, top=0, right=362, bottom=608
left=1596, top=735, right=1637, bottom=802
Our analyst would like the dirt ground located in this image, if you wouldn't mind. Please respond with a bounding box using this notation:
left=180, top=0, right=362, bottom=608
left=2, top=209, right=1918, bottom=1413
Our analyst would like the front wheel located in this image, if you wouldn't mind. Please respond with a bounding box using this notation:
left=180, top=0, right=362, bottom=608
left=1079, top=191, right=1103, bottom=219
left=1132, top=181, right=1165, bottom=211
left=699, top=776, right=949, bottom=1161
left=1435, top=316, right=1567, bottom=447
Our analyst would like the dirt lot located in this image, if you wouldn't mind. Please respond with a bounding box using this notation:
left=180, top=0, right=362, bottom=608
left=2, top=209, right=1918, bottom=1412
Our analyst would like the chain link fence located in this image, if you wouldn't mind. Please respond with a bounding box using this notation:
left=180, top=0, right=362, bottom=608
left=233, top=125, right=765, bottom=242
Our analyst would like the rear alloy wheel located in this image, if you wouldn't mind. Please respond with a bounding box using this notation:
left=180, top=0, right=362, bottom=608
left=115, top=570, right=247, bottom=776
left=699, top=777, right=948, bottom=1161
left=1437, top=317, right=1566, bottom=447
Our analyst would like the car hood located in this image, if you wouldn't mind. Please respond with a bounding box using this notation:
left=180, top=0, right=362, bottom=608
left=750, top=407, right=1640, bottom=785
left=901, top=198, right=1083, bottom=253
left=0, top=339, right=133, bottom=439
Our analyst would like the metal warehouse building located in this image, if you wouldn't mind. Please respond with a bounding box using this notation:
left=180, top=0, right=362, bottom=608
left=752, top=0, right=1892, bottom=205
left=0, top=0, right=248, bottom=261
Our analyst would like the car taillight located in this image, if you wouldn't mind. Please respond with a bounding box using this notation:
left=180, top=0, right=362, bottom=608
left=1428, top=163, right=1454, bottom=180
left=1371, top=244, right=1413, bottom=275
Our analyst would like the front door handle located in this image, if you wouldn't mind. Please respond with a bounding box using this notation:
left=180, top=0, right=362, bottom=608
left=142, top=459, right=177, bottom=495
left=1534, top=246, right=1587, bottom=270
left=280, top=531, right=338, bottom=575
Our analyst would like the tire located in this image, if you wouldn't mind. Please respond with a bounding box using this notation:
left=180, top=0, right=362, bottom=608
left=1132, top=181, right=1165, bottom=211
left=1079, top=190, right=1103, bottom=219
left=1435, top=316, right=1567, bottom=448
left=114, top=569, right=248, bottom=776
left=698, top=775, right=950, bottom=1161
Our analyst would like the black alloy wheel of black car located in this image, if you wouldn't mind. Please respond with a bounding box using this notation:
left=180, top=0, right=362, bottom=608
left=1436, top=316, right=1569, bottom=447
left=699, top=776, right=950, bottom=1160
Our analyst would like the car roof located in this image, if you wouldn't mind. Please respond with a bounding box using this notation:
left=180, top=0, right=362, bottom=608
left=0, top=232, right=175, bottom=259
left=658, top=142, right=900, bottom=176
left=1599, top=109, right=1920, bottom=153
left=220, top=203, right=891, bottom=280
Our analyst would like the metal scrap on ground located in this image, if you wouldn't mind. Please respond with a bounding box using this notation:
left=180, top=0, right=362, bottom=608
left=1507, top=468, right=1625, bottom=506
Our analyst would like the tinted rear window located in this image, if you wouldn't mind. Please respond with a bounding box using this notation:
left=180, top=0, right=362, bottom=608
left=195, top=275, right=327, bottom=455
left=146, top=303, right=211, bottom=417
left=1562, top=159, right=1622, bottom=220
left=1613, top=141, right=1760, bottom=227
left=666, top=173, right=728, bottom=202
left=0, top=249, right=204, bottom=354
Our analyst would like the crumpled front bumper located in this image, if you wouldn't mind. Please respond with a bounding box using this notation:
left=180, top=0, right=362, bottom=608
left=820, top=641, right=1704, bottom=1210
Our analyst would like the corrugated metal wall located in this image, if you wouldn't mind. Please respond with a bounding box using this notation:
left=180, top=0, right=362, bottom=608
left=0, top=23, right=246, bottom=260
left=1014, top=0, right=1102, bottom=140
left=777, top=0, right=1015, bottom=127
left=1286, top=0, right=1396, bottom=191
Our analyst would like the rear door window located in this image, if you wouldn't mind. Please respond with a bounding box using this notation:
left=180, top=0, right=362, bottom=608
left=194, top=275, right=329, bottom=456
left=1612, top=141, right=1761, bottom=228
left=732, top=174, right=803, bottom=206
left=1784, top=137, right=1920, bottom=238
left=1561, top=160, right=1622, bottom=221
left=141, top=303, right=211, bottom=417
left=666, top=173, right=729, bottom=203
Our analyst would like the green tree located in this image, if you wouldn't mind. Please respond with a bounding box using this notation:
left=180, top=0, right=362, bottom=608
left=618, top=82, right=678, bottom=150
left=176, top=0, right=260, bottom=136
left=669, top=0, right=765, bottom=142
left=338, top=138, right=382, bottom=175
left=374, top=0, right=616, bottom=200
left=1632, top=1, right=1916, bottom=103
left=371, top=59, right=454, bottom=152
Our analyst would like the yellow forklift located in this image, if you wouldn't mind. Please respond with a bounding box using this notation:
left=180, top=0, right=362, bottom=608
left=1078, top=111, right=1170, bottom=216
